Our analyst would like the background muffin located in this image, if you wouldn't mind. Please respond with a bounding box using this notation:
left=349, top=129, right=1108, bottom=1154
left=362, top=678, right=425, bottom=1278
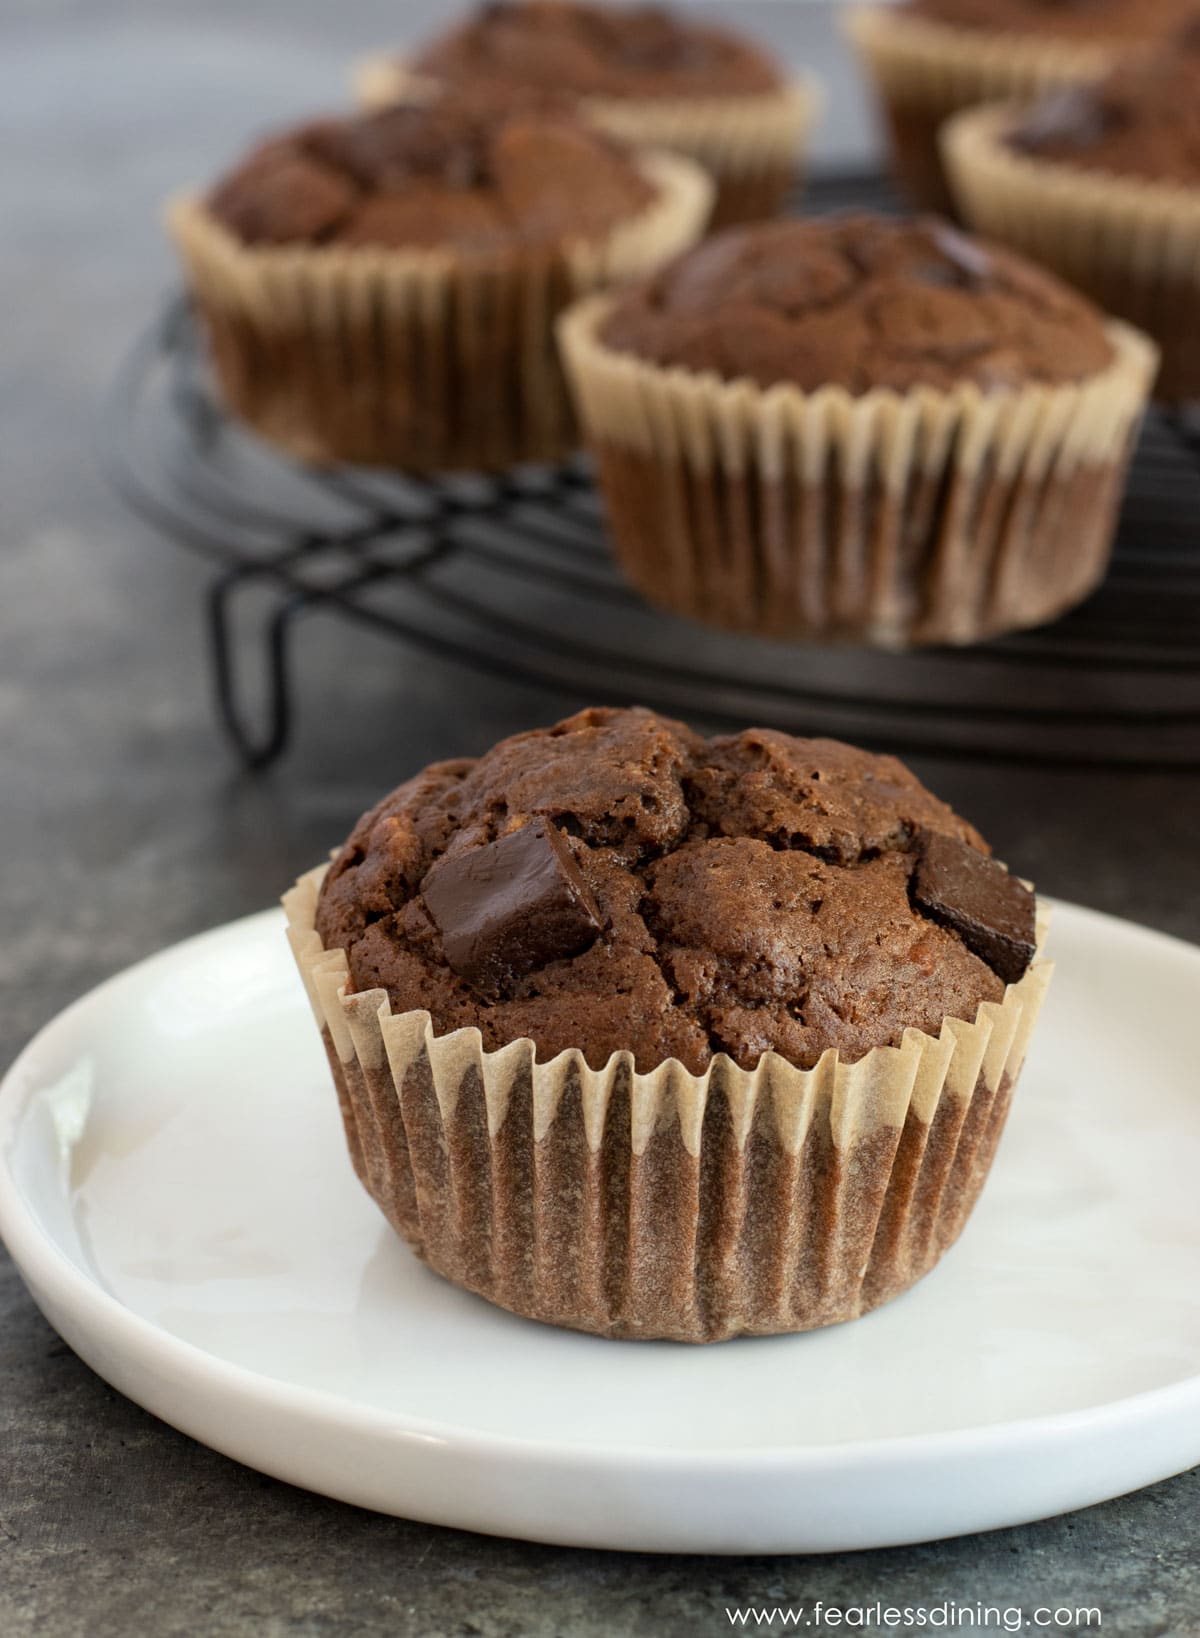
left=559, top=214, right=1157, bottom=647
left=944, top=24, right=1200, bottom=403
left=286, top=705, right=1050, bottom=1342
left=356, top=0, right=817, bottom=229
left=846, top=0, right=1195, bottom=214
left=168, top=91, right=712, bottom=470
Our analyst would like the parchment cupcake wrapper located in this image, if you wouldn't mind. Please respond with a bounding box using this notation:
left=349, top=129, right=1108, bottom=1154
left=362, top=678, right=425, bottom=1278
left=353, top=57, right=819, bottom=228
left=844, top=8, right=1117, bottom=214
left=165, top=151, right=712, bottom=471
left=944, top=106, right=1200, bottom=405
left=557, top=295, right=1156, bottom=647
left=284, top=863, right=1051, bottom=1343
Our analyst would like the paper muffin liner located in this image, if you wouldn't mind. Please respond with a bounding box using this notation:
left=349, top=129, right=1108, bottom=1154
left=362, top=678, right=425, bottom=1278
left=354, top=56, right=819, bottom=229
left=284, top=862, right=1051, bottom=1343
left=944, top=106, right=1200, bottom=405
left=165, top=151, right=712, bottom=472
left=557, top=295, right=1157, bottom=646
left=845, top=8, right=1117, bottom=214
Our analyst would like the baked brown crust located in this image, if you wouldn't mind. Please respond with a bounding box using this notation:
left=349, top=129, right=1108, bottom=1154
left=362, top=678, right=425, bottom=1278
left=412, top=0, right=783, bottom=100
left=907, top=0, right=1194, bottom=41
left=207, top=93, right=654, bottom=251
left=315, top=707, right=1014, bottom=1076
left=598, top=214, right=1115, bottom=394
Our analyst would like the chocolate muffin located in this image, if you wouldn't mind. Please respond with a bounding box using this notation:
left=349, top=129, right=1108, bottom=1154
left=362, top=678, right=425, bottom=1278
left=846, top=0, right=1196, bottom=214
left=945, top=27, right=1200, bottom=400
left=558, top=214, right=1156, bottom=645
left=315, top=710, right=1018, bottom=1073
left=285, top=706, right=1052, bottom=1342
left=167, top=92, right=711, bottom=469
left=356, top=1, right=817, bottom=229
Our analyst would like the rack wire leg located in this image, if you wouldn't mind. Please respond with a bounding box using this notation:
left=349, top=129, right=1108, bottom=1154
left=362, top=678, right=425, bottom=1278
left=206, top=574, right=303, bottom=770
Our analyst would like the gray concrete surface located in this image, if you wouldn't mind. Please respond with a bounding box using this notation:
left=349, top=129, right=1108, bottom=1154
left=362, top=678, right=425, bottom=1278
left=1, top=3, right=1198, bottom=1634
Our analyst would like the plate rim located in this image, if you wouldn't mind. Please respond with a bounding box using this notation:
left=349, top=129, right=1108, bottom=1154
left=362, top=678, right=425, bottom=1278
left=3, top=899, right=1200, bottom=1480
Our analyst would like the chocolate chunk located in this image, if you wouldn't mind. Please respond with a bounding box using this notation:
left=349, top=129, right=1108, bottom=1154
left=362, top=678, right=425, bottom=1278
left=1010, top=87, right=1111, bottom=156
left=421, top=818, right=602, bottom=993
left=911, top=831, right=1036, bottom=986
left=491, top=120, right=653, bottom=239
left=928, top=222, right=994, bottom=284
left=208, top=149, right=357, bottom=246
left=301, top=106, right=487, bottom=191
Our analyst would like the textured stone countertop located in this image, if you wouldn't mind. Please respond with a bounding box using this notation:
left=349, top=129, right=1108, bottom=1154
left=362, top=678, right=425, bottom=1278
left=2, top=3, right=1198, bottom=1634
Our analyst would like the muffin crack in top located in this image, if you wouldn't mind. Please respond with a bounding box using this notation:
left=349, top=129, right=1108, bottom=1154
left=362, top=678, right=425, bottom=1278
left=412, top=0, right=783, bottom=99
left=315, top=707, right=1029, bottom=1075
left=206, top=93, right=656, bottom=251
left=599, top=214, right=1116, bottom=393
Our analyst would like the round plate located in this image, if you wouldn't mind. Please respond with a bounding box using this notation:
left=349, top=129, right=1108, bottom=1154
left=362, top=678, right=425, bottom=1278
left=2, top=904, right=1199, bottom=1554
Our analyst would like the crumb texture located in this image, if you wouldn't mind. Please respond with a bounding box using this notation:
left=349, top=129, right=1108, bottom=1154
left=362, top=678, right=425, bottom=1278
left=413, top=1, right=782, bottom=100
left=599, top=214, right=1115, bottom=393
left=207, top=93, right=654, bottom=250
left=315, top=707, right=1010, bottom=1074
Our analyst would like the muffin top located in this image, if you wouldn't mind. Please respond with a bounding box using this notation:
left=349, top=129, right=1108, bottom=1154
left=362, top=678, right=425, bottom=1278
left=906, top=0, right=1194, bottom=42
left=597, top=214, right=1114, bottom=394
left=412, top=1, right=782, bottom=100
left=315, top=707, right=1036, bottom=1076
left=206, top=93, right=655, bottom=250
left=1008, top=22, right=1200, bottom=185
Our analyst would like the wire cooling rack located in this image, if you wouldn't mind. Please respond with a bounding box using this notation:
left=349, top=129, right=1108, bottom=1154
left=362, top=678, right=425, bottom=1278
left=104, top=175, right=1200, bottom=771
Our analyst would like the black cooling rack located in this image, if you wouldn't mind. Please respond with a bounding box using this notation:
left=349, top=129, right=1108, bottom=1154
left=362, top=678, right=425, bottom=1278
left=104, top=174, right=1200, bottom=771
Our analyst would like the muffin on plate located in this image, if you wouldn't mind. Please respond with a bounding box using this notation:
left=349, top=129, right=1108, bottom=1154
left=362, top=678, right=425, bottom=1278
left=285, top=705, right=1051, bottom=1343
left=355, top=1, right=817, bottom=230
left=558, top=214, right=1156, bottom=647
left=166, top=91, right=711, bottom=470
left=944, top=24, right=1200, bottom=403
left=846, top=0, right=1195, bottom=214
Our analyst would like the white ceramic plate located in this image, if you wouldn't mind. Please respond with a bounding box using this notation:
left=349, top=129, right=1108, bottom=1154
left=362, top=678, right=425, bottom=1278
left=2, top=902, right=1199, bottom=1554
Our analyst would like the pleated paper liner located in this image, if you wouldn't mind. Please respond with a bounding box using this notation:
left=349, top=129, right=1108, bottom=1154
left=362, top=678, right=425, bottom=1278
left=944, top=106, right=1200, bottom=405
left=165, top=150, right=712, bottom=472
left=353, top=57, right=820, bottom=230
left=284, top=863, right=1051, bottom=1344
left=557, top=295, right=1157, bottom=648
left=844, top=8, right=1116, bottom=214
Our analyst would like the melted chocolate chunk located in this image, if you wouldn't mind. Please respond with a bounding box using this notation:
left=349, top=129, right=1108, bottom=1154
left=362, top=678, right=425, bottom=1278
left=421, top=817, right=602, bottom=993
left=911, top=832, right=1036, bottom=986
left=928, top=222, right=994, bottom=284
left=1010, top=86, right=1113, bottom=155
